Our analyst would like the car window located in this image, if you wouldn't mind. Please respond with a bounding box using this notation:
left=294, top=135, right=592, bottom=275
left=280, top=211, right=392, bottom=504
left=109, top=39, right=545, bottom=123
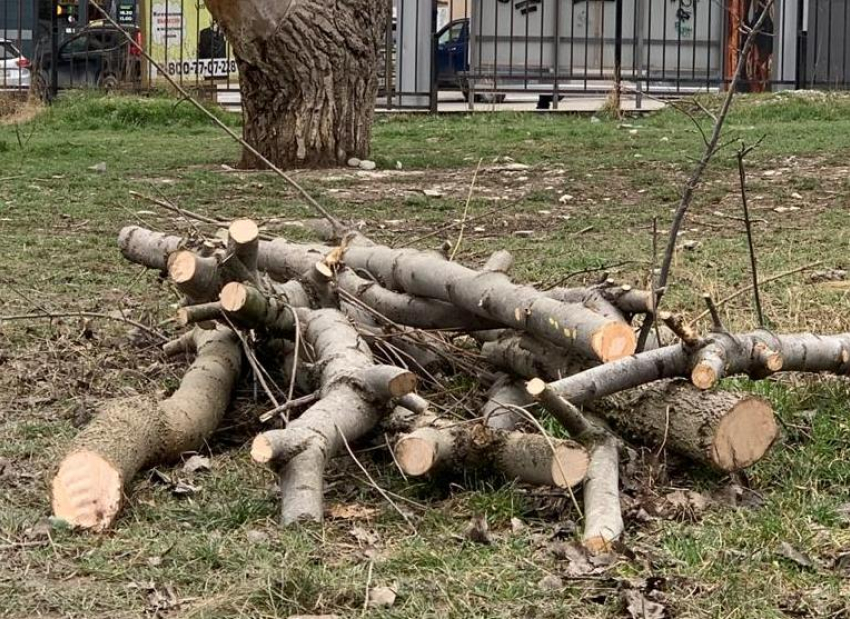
left=438, top=21, right=467, bottom=46
left=0, top=42, right=18, bottom=60
left=61, top=34, right=104, bottom=57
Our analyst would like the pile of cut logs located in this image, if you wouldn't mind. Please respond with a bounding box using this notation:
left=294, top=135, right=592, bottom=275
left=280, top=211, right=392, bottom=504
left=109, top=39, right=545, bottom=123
left=51, top=219, right=850, bottom=552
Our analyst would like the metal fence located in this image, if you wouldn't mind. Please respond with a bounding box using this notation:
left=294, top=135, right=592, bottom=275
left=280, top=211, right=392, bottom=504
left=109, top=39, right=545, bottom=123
left=2, top=0, right=849, bottom=110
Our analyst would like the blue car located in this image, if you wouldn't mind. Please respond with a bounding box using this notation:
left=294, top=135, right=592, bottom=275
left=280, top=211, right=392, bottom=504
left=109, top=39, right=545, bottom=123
left=436, top=18, right=469, bottom=88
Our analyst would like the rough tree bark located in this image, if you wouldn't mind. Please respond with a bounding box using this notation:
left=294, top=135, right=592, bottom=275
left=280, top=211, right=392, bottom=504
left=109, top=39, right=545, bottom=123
left=204, top=0, right=386, bottom=169
left=51, top=327, right=242, bottom=530
left=590, top=379, right=777, bottom=471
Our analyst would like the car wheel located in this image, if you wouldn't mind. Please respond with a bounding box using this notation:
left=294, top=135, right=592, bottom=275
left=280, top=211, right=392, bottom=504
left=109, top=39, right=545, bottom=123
left=474, top=92, right=506, bottom=104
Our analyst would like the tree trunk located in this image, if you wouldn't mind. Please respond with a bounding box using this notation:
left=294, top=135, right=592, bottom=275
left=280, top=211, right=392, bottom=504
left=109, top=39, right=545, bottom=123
left=205, top=0, right=386, bottom=169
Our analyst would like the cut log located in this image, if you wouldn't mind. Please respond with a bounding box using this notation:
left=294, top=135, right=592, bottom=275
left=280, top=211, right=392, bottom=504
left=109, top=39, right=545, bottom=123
left=118, top=226, right=636, bottom=361
left=118, top=226, right=183, bottom=271
left=531, top=330, right=850, bottom=416
left=52, top=327, right=242, bottom=531
left=582, top=437, right=624, bottom=553
left=339, top=244, right=636, bottom=362
left=481, top=331, right=597, bottom=381
left=227, top=219, right=260, bottom=272
left=482, top=375, right=533, bottom=431
left=596, top=282, right=653, bottom=315
left=590, top=379, right=777, bottom=471
left=394, top=420, right=589, bottom=489
left=546, top=288, right=626, bottom=322
left=219, top=281, right=312, bottom=333
left=483, top=250, right=514, bottom=273
left=250, top=308, right=414, bottom=524
left=176, top=301, right=222, bottom=327
left=335, top=268, right=497, bottom=330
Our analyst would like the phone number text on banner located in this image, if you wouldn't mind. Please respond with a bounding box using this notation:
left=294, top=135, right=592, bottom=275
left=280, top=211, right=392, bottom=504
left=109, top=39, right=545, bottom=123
left=165, top=59, right=237, bottom=78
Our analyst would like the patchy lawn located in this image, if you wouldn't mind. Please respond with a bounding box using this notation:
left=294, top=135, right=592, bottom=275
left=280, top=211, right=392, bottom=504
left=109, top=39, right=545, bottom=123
left=2, top=92, right=850, bottom=618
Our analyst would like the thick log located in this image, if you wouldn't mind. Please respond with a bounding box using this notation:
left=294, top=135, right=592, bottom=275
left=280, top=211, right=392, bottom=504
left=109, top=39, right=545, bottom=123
left=545, top=288, right=626, bottom=322
left=52, top=327, right=242, bottom=530
left=591, top=380, right=777, bottom=471
left=394, top=420, right=589, bottom=489
left=250, top=308, right=414, bottom=524
left=220, top=281, right=304, bottom=334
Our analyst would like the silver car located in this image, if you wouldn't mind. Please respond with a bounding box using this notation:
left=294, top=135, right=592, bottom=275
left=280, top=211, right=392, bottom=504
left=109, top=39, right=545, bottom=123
left=1, top=39, right=31, bottom=89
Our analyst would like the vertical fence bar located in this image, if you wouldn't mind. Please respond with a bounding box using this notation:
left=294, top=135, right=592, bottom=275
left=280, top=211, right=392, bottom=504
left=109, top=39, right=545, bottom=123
left=646, top=0, right=652, bottom=96
left=50, top=0, right=58, bottom=98
left=508, top=0, right=514, bottom=83
left=194, top=0, right=200, bottom=91
left=599, top=0, right=606, bottom=79
left=569, top=0, right=575, bottom=86
left=674, top=0, right=681, bottom=91
left=827, top=0, right=833, bottom=87
left=493, top=0, right=499, bottom=103
left=148, top=0, right=153, bottom=86
left=613, top=0, right=622, bottom=107
left=813, top=0, right=819, bottom=86
left=691, top=0, right=698, bottom=82
left=524, top=0, right=530, bottom=91
left=385, top=0, right=392, bottom=108
left=841, top=1, right=850, bottom=89
left=430, top=0, right=438, bottom=112
left=582, top=0, right=588, bottom=89
left=553, top=0, right=561, bottom=107
left=661, top=0, right=667, bottom=82
left=635, top=0, right=645, bottom=106
left=706, top=0, right=712, bottom=90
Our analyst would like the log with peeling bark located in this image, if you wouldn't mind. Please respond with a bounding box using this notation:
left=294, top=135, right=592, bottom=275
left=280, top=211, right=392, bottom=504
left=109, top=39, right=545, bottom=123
left=393, top=416, right=589, bottom=489
left=590, top=379, right=777, bottom=471
left=250, top=308, right=416, bottom=524
left=52, top=326, right=242, bottom=530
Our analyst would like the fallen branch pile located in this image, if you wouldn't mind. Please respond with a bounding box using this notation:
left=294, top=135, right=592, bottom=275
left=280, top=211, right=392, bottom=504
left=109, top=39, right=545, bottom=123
left=51, top=221, right=850, bottom=551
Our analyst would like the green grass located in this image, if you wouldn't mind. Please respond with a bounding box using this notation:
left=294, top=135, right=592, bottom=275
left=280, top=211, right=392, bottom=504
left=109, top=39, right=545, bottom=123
left=3, top=92, right=850, bottom=617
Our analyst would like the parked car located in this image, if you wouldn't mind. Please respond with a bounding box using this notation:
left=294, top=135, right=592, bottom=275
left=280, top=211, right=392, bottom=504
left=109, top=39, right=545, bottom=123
left=33, top=21, right=141, bottom=95
left=435, top=18, right=504, bottom=103
left=436, top=18, right=468, bottom=89
left=0, top=39, right=31, bottom=89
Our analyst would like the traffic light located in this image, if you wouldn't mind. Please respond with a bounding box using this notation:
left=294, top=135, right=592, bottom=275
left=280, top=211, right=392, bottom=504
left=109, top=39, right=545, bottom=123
left=57, top=0, right=79, bottom=18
